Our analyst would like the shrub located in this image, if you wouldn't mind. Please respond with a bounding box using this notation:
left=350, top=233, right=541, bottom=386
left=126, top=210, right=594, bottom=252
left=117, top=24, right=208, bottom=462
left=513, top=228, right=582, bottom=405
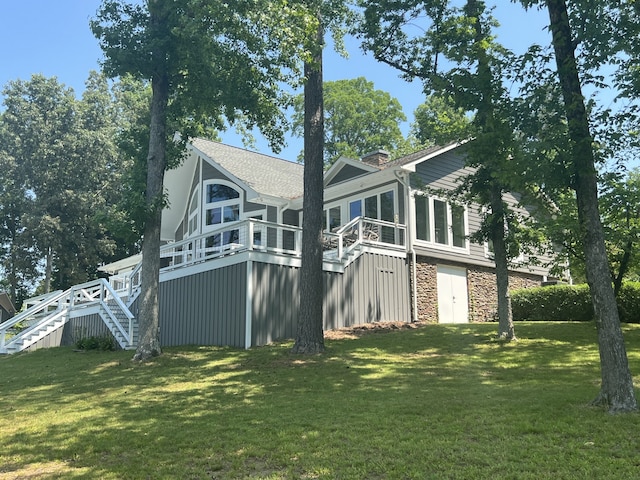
left=617, top=282, right=640, bottom=324
left=75, top=334, right=116, bottom=351
left=512, top=284, right=592, bottom=321
left=512, top=282, right=640, bottom=323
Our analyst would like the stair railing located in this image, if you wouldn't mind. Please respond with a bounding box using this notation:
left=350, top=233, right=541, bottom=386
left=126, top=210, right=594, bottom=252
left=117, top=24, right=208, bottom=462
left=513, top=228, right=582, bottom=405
left=0, top=289, right=70, bottom=353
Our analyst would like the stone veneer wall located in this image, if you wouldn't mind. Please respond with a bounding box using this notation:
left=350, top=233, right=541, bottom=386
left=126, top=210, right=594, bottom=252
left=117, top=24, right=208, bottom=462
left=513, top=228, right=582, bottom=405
left=414, top=256, right=542, bottom=323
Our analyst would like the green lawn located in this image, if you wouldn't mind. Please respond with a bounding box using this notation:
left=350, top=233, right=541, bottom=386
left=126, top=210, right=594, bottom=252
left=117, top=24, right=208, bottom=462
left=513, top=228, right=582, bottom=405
left=1, top=322, right=640, bottom=479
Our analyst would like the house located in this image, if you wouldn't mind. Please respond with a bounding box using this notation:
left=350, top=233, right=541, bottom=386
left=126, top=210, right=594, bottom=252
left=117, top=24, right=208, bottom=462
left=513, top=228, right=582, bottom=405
left=0, top=292, right=15, bottom=323
left=0, top=139, right=557, bottom=354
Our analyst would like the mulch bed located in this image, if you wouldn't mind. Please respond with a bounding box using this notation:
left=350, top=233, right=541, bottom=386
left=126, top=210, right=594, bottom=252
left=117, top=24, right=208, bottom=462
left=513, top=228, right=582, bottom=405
left=323, top=321, right=428, bottom=340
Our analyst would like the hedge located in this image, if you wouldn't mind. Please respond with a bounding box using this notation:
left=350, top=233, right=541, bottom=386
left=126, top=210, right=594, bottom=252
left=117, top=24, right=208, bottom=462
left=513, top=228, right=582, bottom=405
left=511, top=282, right=640, bottom=323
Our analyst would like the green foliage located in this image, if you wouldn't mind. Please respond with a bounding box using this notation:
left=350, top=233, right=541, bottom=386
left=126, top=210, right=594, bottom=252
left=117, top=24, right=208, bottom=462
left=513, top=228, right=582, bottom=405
left=0, top=73, right=133, bottom=298
left=91, top=0, right=310, bottom=153
left=291, top=76, right=407, bottom=165
left=412, top=94, right=472, bottom=146
left=512, top=284, right=593, bottom=321
left=74, top=334, right=116, bottom=352
left=616, top=282, right=640, bottom=324
left=512, top=282, right=640, bottom=323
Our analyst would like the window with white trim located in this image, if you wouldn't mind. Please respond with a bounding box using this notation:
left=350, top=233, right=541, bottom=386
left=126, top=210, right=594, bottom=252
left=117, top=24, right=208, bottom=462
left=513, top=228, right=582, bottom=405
left=414, top=194, right=468, bottom=250
left=324, top=188, right=398, bottom=243
left=204, top=182, right=241, bottom=228
left=187, top=188, right=199, bottom=236
left=202, top=181, right=242, bottom=249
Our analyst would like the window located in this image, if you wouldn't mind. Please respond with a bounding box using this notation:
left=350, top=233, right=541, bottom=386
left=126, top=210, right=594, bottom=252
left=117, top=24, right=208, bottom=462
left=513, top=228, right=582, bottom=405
left=433, top=199, right=448, bottom=245
left=323, top=188, right=397, bottom=240
left=324, top=206, right=342, bottom=231
left=202, top=181, right=243, bottom=249
left=349, top=200, right=362, bottom=220
left=187, top=188, right=199, bottom=236
left=204, top=182, right=241, bottom=228
left=414, top=194, right=468, bottom=250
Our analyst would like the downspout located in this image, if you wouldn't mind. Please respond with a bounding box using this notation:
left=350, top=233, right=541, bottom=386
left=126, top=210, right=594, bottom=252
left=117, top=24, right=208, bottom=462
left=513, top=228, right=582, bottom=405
left=394, top=169, right=418, bottom=323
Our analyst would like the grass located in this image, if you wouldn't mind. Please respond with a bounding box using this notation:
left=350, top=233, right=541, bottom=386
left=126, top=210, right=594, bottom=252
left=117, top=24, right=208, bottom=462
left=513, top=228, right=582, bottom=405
left=1, top=322, right=640, bottom=479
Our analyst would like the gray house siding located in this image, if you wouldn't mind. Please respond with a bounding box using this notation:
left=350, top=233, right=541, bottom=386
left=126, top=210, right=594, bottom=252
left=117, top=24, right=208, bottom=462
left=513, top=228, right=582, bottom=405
left=24, top=314, right=116, bottom=352
left=159, top=263, right=247, bottom=348
left=324, top=253, right=411, bottom=330
left=251, top=262, right=299, bottom=346
left=250, top=252, right=411, bottom=346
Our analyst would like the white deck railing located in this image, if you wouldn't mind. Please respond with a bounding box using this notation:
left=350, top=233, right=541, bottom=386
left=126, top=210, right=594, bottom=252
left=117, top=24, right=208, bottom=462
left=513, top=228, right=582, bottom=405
left=110, top=217, right=406, bottom=298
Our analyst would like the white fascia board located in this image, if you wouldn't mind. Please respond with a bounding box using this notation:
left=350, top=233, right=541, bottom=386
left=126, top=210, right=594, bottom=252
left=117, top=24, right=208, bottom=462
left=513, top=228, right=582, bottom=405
left=400, top=142, right=466, bottom=173
left=323, top=156, right=379, bottom=186
left=324, top=167, right=399, bottom=200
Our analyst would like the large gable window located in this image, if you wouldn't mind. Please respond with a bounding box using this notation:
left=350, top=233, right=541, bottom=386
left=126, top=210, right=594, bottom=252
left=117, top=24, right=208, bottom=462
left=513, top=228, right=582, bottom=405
left=414, top=194, right=468, bottom=250
left=204, top=182, right=241, bottom=227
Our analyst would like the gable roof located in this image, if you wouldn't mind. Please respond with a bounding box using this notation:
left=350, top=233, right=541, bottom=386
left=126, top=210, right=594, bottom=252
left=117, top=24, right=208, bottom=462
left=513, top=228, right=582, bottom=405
left=380, top=142, right=462, bottom=172
left=191, top=138, right=304, bottom=200
left=324, top=156, right=380, bottom=187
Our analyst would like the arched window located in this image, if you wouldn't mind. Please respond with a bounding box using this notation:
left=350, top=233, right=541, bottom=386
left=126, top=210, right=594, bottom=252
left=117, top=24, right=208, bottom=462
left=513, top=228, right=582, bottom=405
left=203, top=181, right=241, bottom=228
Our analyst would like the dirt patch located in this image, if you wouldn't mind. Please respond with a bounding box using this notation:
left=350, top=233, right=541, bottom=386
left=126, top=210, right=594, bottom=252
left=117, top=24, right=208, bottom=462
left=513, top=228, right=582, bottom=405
left=323, top=321, right=428, bottom=340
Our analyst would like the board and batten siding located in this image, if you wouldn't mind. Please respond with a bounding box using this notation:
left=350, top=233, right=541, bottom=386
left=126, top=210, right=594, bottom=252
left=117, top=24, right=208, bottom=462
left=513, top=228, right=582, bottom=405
left=250, top=252, right=411, bottom=346
left=159, top=262, right=247, bottom=348
left=24, top=314, right=114, bottom=352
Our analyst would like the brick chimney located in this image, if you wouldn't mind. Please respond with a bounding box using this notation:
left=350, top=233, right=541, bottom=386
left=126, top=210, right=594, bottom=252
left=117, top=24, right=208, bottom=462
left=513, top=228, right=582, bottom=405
left=361, top=149, right=390, bottom=167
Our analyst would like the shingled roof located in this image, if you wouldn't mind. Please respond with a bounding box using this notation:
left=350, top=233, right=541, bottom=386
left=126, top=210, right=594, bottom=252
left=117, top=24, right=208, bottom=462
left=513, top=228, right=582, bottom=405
left=191, top=138, right=304, bottom=200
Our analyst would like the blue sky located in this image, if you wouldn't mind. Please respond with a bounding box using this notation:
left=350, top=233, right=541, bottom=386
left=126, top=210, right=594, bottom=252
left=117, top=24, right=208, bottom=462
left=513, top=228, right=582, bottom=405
left=0, top=1, right=551, bottom=161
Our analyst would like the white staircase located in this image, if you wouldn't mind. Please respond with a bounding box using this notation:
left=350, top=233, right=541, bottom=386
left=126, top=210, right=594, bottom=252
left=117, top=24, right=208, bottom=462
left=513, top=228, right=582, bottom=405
left=0, top=279, right=137, bottom=355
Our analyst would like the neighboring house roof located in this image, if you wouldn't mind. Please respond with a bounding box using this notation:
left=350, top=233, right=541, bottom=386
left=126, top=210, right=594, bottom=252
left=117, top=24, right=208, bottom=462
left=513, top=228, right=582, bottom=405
left=191, top=138, right=304, bottom=200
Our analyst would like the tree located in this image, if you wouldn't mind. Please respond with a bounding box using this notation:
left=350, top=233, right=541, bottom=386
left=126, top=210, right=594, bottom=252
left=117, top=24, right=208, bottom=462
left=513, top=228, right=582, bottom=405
left=291, top=76, right=407, bottom=166
left=292, top=0, right=353, bottom=354
left=600, top=170, right=640, bottom=294
left=358, top=0, right=522, bottom=340
left=293, top=9, right=326, bottom=354
left=0, top=126, right=39, bottom=309
left=412, top=94, right=471, bottom=146
left=526, top=0, right=637, bottom=412
left=0, top=74, right=128, bottom=299
left=92, top=0, right=307, bottom=361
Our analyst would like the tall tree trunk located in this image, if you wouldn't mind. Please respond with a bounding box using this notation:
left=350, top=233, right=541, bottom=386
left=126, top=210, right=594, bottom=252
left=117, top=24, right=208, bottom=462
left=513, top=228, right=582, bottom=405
left=292, top=18, right=325, bottom=354
left=490, top=183, right=516, bottom=340
left=133, top=70, right=169, bottom=361
left=466, top=0, right=516, bottom=340
left=546, top=0, right=637, bottom=413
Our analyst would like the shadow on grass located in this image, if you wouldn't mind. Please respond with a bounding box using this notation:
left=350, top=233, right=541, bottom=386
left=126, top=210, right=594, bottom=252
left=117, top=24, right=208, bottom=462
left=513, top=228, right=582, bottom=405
left=1, top=322, right=639, bottom=479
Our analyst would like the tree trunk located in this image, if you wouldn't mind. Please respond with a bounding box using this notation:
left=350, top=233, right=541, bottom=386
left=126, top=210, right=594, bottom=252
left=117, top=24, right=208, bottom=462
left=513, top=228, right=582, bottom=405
left=546, top=0, right=637, bottom=413
left=613, top=239, right=632, bottom=297
left=292, top=18, right=325, bottom=354
left=490, top=183, right=516, bottom=340
left=133, top=69, right=169, bottom=362
left=44, top=246, right=52, bottom=294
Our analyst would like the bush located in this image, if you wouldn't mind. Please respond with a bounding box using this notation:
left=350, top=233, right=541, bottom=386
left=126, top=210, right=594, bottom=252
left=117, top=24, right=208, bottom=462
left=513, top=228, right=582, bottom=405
left=617, top=282, right=640, bottom=323
left=75, top=334, right=116, bottom=351
left=512, top=284, right=593, bottom=321
left=512, top=282, right=640, bottom=323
